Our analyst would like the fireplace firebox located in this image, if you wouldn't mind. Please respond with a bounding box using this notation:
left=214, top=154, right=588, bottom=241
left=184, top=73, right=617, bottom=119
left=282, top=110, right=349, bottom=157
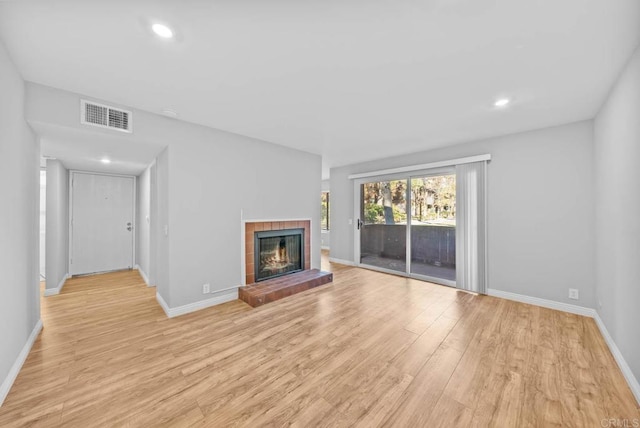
left=254, top=228, right=304, bottom=282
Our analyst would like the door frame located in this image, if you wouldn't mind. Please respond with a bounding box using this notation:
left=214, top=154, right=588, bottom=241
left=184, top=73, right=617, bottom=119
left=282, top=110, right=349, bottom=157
left=353, top=166, right=456, bottom=287
left=68, top=170, right=137, bottom=276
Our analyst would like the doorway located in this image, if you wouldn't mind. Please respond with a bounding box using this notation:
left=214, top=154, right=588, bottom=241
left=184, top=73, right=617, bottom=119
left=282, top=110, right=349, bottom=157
left=356, top=169, right=456, bottom=286
left=70, top=171, right=135, bottom=275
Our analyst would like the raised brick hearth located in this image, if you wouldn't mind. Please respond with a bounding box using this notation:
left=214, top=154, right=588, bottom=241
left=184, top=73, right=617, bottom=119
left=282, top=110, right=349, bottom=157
left=239, top=269, right=333, bottom=308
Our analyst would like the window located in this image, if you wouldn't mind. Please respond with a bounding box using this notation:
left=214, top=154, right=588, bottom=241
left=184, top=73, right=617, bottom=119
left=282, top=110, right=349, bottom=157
left=321, top=192, right=329, bottom=230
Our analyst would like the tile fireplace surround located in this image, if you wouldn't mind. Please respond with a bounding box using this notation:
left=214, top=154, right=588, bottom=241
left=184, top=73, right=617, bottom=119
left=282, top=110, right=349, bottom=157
left=244, top=220, right=311, bottom=285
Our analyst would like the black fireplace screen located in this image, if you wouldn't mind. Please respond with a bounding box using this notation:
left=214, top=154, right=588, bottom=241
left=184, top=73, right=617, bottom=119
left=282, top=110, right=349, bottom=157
left=254, top=228, right=304, bottom=282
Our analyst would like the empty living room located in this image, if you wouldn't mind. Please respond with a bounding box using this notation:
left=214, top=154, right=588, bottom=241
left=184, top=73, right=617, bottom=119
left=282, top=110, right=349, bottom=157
left=1, top=1, right=639, bottom=426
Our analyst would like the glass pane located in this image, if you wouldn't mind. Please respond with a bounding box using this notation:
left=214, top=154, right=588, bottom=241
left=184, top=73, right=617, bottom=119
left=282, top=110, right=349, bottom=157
left=409, top=174, right=456, bottom=281
left=321, top=192, right=329, bottom=230
left=360, top=180, right=407, bottom=273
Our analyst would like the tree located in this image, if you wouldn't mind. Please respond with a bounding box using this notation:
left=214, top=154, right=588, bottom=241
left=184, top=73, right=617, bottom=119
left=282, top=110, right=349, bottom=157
left=381, top=182, right=395, bottom=224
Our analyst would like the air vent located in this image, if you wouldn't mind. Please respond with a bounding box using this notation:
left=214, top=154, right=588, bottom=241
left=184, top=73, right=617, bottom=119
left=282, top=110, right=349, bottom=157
left=81, top=100, right=132, bottom=133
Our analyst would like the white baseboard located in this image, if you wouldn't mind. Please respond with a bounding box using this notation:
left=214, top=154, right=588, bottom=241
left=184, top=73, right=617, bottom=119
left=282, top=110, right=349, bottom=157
left=593, top=312, right=640, bottom=405
left=134, top=265, right=152, bottom=287
left=487, top=288, right=596, bottom=317
left=0, top=319, right=43, bottom=407
left=44, top=273, right=69, bottom=296
left=156, top=289, right=238, bottom=318
left=487, top=288, right=639, bottom=406
left=328, top=257, right=355, bottom=266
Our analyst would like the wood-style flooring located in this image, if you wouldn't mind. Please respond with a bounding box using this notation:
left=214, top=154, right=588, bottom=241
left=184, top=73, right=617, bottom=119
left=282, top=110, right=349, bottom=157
left=0, top=252, right=638, bottom=426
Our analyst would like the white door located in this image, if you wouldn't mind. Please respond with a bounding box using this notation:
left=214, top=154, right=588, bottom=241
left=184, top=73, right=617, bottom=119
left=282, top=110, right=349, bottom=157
left=70, top=172, right=135, bottom=275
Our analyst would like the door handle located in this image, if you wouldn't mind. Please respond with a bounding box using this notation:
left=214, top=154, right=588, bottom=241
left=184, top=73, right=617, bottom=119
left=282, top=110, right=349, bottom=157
left=127, top=222, right=132, bottom=232
left=357, top=219, right=364, bottom=230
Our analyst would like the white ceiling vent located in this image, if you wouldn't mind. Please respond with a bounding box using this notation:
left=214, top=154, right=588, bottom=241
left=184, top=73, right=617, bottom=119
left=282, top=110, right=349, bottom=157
left=81, top=100, right=132, bottom=133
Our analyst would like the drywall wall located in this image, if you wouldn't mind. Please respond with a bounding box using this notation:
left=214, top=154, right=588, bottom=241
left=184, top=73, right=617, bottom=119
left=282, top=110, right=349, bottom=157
left=155, top=148, right=170, bottom=303
left=594, top=46, right=640, bottom=384
left=331, top=121, right=595, bottom=308
left=167, top=129, right=321, bottom=307
left=136, top=164, right=151, bottom=284
left=24, top=83, right=322, bottom=310
left=45, top=159, right=69, bottom=292
left=0, top=41, right=40, bottom=403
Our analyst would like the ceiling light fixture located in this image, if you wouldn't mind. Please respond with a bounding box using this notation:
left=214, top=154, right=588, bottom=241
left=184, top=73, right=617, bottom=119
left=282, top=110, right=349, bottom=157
left=494, top=98, right=511, bottom=108
left=161, top=108, right=178, bottom=118
left=101, top=158, right=112, bottom=164
left=152, top=23, right=174, bottom=39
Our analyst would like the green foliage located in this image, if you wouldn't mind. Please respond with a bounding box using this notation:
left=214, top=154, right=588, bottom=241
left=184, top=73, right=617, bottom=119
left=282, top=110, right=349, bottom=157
left=321, top=192, right=329, bottom=229
left=393, top=206, right=406, bottom=223
left=365, top=203, right=384, bottom=223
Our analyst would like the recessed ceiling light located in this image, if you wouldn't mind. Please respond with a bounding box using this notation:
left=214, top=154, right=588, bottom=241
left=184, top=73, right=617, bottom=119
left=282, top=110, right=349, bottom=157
left=494, top=98, right=511, bottom=107
left=101, top=158, right=111, bottom=164
left=152, top=23, right=174, bottom=39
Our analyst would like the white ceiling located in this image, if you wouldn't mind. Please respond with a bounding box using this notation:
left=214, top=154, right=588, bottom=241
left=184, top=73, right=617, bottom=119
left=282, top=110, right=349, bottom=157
left=1, top=0, right=639, bottom=178
left=33, top=123, right=165, bottom=176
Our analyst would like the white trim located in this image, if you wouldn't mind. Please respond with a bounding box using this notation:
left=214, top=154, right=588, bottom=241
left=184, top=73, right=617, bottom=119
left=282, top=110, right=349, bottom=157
left=156, top=289, right=239, bottom=318
left=243, top=217, right=313, bottom=223
left=135, top=265, right=152, bottom=287
left=593, top=312, right=640, bottom=405
left=487, top=288, right=596, bottom=317
left=329, top=257, right=356, bottom=266
left=44, top=273, right=69, bottom=296
left=347, top=154, right=491, bottom=180
left=0, top=319, right=43, bottom=407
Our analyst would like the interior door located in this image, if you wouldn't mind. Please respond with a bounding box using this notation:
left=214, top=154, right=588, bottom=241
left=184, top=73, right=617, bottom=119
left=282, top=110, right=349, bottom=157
left=70, top=172, right=135, bottom=275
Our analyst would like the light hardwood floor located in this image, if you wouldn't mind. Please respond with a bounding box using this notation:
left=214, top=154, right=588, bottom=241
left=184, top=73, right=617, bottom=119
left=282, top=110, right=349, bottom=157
left=1, top=252, right=638, bottom=427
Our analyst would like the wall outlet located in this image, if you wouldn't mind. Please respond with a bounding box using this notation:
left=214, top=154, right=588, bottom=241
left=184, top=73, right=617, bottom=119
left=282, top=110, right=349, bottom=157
left=568, top=288, right=579, bottom=300
left=202, top=283, right=210, bottom=294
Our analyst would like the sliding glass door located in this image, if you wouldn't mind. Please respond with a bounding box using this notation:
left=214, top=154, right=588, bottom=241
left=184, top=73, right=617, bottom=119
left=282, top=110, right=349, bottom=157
left=360, top=180, right=407, bottom=274
left=408, top=175, right=456, bottom=282
left=357, top=170, right=456, bottom=285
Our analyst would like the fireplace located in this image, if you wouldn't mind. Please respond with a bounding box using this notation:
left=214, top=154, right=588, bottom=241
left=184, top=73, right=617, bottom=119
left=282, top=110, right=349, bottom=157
left=254, top=228, right=304, bottom=282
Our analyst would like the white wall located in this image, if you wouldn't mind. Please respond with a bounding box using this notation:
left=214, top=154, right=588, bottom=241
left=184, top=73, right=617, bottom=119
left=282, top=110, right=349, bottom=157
left=155, top=147, right=170, bottom=303
left=136, top=164, right=151, bottom=284
left=594, top=46, right=640, bottom=384
left=39, top=170, right=46, bottom=279
left=331, top=121, right=596, bottom=308
left=25, top=83, right=321, bottom=310
left=167, top=130, right=321, bottom=307
left=0, top=41, right=40, bottom=403
left=45, top=159, right=69, bottom=292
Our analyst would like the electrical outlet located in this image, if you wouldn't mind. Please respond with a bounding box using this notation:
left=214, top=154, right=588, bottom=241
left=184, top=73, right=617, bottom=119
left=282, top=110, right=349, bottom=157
left=202, top=283, right=210, bottom=294
left=568, top=288, right=579, bottom=300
